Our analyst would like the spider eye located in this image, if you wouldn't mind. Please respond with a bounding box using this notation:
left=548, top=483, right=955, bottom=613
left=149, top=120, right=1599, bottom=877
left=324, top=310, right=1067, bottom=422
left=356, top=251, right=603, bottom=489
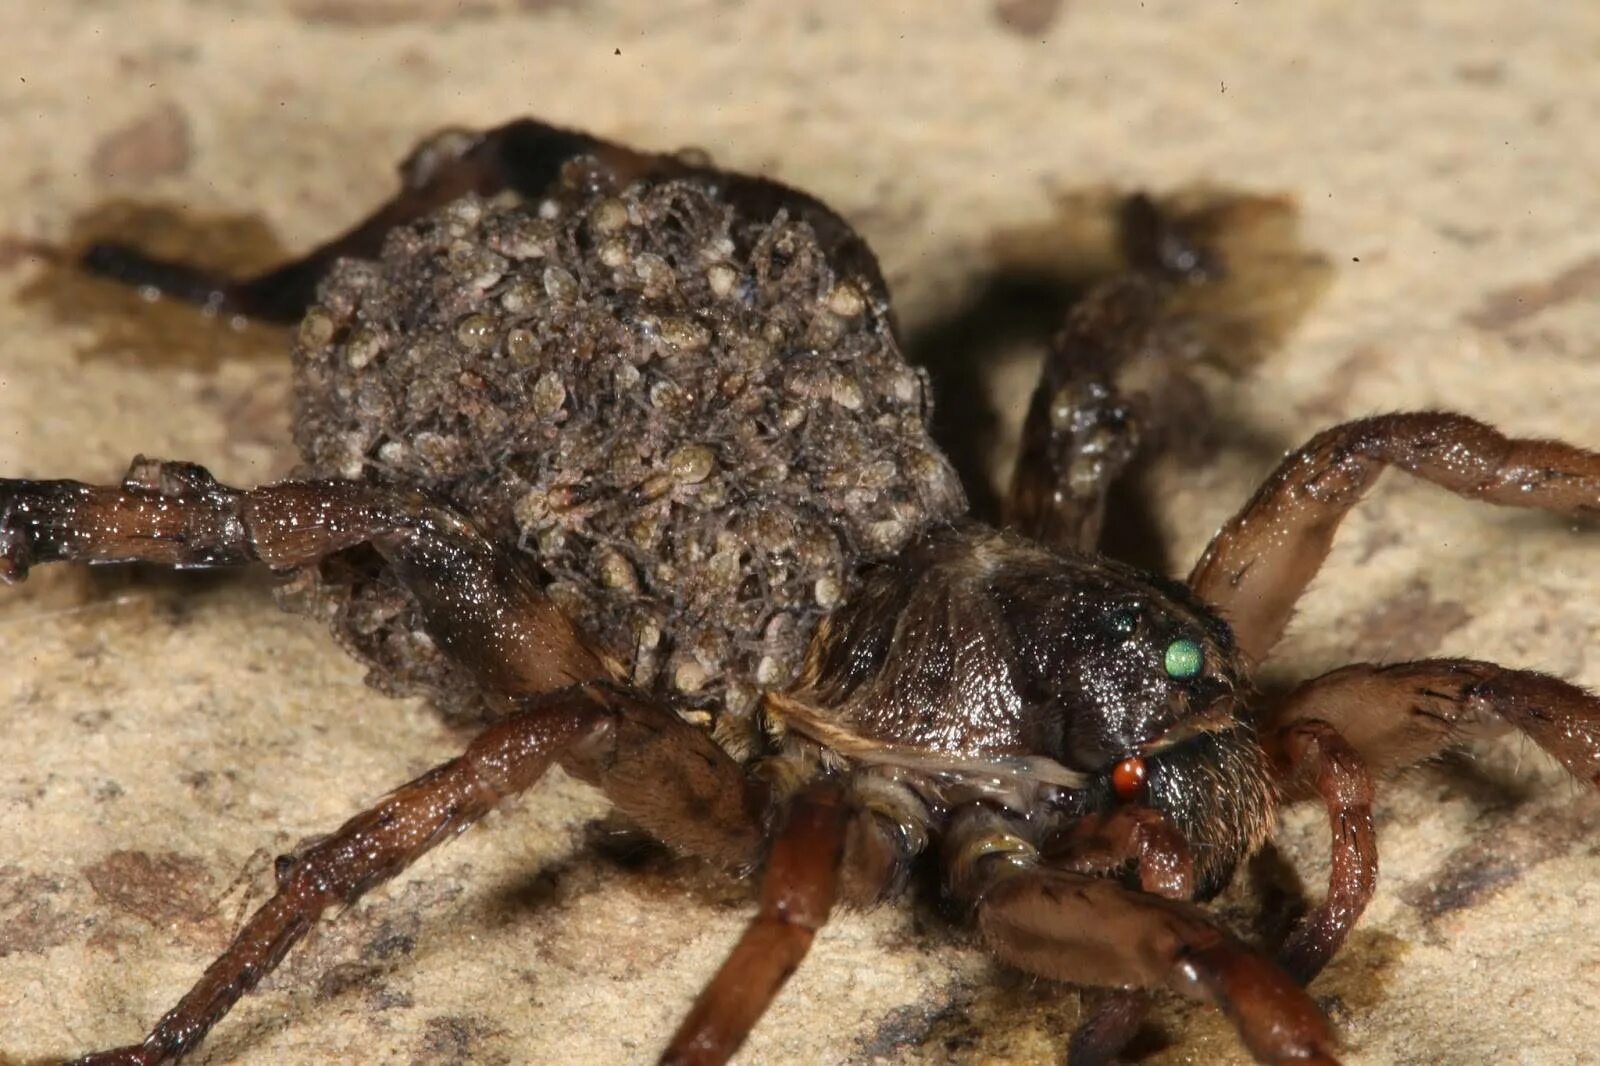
left=1111, top=756, right=1148, bottom=802
left=1106, top=609, right=1138, bottom=637
left=1163, top=638, right=1203, bottom=679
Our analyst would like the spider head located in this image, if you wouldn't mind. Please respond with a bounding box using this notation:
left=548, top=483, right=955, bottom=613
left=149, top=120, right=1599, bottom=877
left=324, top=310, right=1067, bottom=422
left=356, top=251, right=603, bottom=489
left=995, top=552, right=1250, bottom=778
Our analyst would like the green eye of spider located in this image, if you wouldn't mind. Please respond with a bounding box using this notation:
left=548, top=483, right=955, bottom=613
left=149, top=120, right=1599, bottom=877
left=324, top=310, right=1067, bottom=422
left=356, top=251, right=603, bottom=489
left=1106, top=610, right=1138, bottom=637
left=1164, top=638, right=1203, bottom=679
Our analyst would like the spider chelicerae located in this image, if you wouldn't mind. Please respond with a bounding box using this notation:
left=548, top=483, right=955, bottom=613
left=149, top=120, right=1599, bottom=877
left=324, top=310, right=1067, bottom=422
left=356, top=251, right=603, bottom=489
left=6, top=119, right=1600, bottom=1066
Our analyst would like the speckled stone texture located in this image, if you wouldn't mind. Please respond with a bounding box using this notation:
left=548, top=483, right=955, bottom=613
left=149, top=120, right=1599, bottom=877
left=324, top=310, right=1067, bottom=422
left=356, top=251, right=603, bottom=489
left=3, top=4, right=1600, bottom=1065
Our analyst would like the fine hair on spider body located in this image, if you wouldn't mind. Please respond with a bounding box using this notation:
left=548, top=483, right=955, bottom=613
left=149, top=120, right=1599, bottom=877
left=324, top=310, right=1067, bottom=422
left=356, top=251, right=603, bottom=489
left=6, top=118, right=1600, bottom=1066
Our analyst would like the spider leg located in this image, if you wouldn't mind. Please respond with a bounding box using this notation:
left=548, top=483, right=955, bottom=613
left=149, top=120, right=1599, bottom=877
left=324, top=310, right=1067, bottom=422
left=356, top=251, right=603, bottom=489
left=1188, top=412, right=1600, bottom=665
left=1272, top=658, right=1600, bottom=786
left=0, top=457, right=603, bottom=695
left=979, top=871, right=1337, bottom=1066
left=1004, top=195, right=1217, bottom=551
left=1041, top=807, right=1195, bottom=1066
left=948, top=808, right=1337, bottom=1066
left=66, top=680, right=760, bottom=1066
left=78, top=119, right=609, bottom=322
left=1003, top=278, right=1155, bottom=550
left=1265, top=720, right=1377, bottom=985
left=656, top=769, right=929, bottom=1066
left=661, top=782, right=844, bottom=1066
left=1259, top=659, right=1600, bottom=985
left=79, top=118, right=886, bottom=324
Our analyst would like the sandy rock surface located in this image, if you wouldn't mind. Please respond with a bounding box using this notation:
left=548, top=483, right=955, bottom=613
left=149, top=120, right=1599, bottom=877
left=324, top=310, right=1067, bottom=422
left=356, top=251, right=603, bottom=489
left=3, top=3, right=1600, bottom=1064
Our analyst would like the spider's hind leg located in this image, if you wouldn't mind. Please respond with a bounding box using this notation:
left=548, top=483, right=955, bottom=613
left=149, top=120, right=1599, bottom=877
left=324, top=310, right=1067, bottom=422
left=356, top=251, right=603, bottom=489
left=7, top=457, right=777, bottom=1063
left=78, top=119, right=614, bottom=322
left=0, top=456, right=603, bottom=694
left=79, top=117, right=888, bottom=327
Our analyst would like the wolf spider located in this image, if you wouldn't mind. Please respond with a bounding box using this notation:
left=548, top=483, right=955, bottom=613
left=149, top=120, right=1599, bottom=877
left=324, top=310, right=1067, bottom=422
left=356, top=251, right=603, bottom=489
left=6, top=119, right=1600, bottom=1065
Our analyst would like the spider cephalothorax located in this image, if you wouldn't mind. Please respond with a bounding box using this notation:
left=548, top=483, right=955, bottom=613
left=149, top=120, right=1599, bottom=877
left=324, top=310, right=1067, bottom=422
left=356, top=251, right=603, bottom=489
left=781, top=523, right=1272, bottom=898
left=9, top=119, right=1600, bottom=1066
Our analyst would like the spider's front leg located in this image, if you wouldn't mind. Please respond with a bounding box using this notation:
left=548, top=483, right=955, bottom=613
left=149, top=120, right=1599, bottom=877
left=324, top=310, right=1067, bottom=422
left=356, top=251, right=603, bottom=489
left=1189, top=412, right=1600, bottom=982
left=1189, top=411, right=1600, bottom=665
left=1259, top=660, right=1600, bottom=986
left=1005, top=195, right=1217, bottom=552
left=1268, top=658, right=1600, bottom=822
left=946, top=807, right=1338, bottom=1066
left=1043, top=807, right=1194, bottom=1066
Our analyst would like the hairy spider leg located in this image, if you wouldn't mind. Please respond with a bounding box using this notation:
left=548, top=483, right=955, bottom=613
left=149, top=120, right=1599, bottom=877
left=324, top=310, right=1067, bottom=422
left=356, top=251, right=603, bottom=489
left=1272, top=660, right=1600, bottom=786
left=0, top=461, right=799, bottom=1063
left=78, top=119, right=887, bottom=325
left=1004, top=195, right=1218, bottom=553
left=1044, top=807, right=1195, bottom=1066
left=941, top=807, right=1338, bottom=1065
left=1005, top=278, right=1156, bottom=550
left=1189, top=411, right=1600, bottom=666
left=1187, top=412, right=1600, bottom=988
left=0, top=457, right=603, bottom=693
left=1267, top=720, right=1376, bottom=985
left=1260, top=660, right=1600, bottom=985
left=662, top=782, right=849, bottom=1066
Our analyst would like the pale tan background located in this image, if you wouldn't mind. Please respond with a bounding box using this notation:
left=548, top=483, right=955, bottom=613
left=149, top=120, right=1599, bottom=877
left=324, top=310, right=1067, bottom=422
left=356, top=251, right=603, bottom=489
left=4, top=2, right=1600, bottom=1064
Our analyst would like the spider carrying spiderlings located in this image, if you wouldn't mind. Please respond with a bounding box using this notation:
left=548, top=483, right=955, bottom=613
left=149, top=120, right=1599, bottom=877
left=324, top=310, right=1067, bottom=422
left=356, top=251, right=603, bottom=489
left=6, top=118, right=1600, bottom=1065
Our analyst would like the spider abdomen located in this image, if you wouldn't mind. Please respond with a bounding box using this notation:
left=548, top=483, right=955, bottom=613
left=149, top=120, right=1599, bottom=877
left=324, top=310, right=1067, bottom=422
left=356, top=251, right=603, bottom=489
left=287, top=168, right=965, bottom=726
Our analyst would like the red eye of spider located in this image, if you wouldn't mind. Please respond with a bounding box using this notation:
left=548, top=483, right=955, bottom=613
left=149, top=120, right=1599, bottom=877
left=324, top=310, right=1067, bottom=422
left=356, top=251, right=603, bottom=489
left=1111, top=756, right=1147, bottom=802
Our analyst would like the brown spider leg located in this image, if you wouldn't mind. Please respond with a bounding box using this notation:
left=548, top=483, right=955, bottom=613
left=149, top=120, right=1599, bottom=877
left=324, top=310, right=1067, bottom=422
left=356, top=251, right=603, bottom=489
left=0, top=457, right=604, bottom=695
left=1266, top=720, right=1376, bottom=985
left=1003, top=279, right=1155, bottom=550
left=1187, top=412, right=1600, bottom=665
left=660, top=782, right=848, bottom=1066
left=1042, top=808, right=1196, bottom=1066
left=79, top=120, right=611, bottom=322
left=1272, top=658, right=1600, bottom=787
left=1258, top=659, right=1600, bottom=985
left=948, top=809, right=1338, bottom=1066
left=80, top=118, right=886, bottom=324
left=68, top=680, right=762, bottom=1066
left=1004, top=195, right=1220, bottom=551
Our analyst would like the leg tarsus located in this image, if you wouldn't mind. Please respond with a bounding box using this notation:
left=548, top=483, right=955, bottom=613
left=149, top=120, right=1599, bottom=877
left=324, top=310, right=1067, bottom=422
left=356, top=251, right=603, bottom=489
left=1068, top=990, right=1151, bottom=1066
